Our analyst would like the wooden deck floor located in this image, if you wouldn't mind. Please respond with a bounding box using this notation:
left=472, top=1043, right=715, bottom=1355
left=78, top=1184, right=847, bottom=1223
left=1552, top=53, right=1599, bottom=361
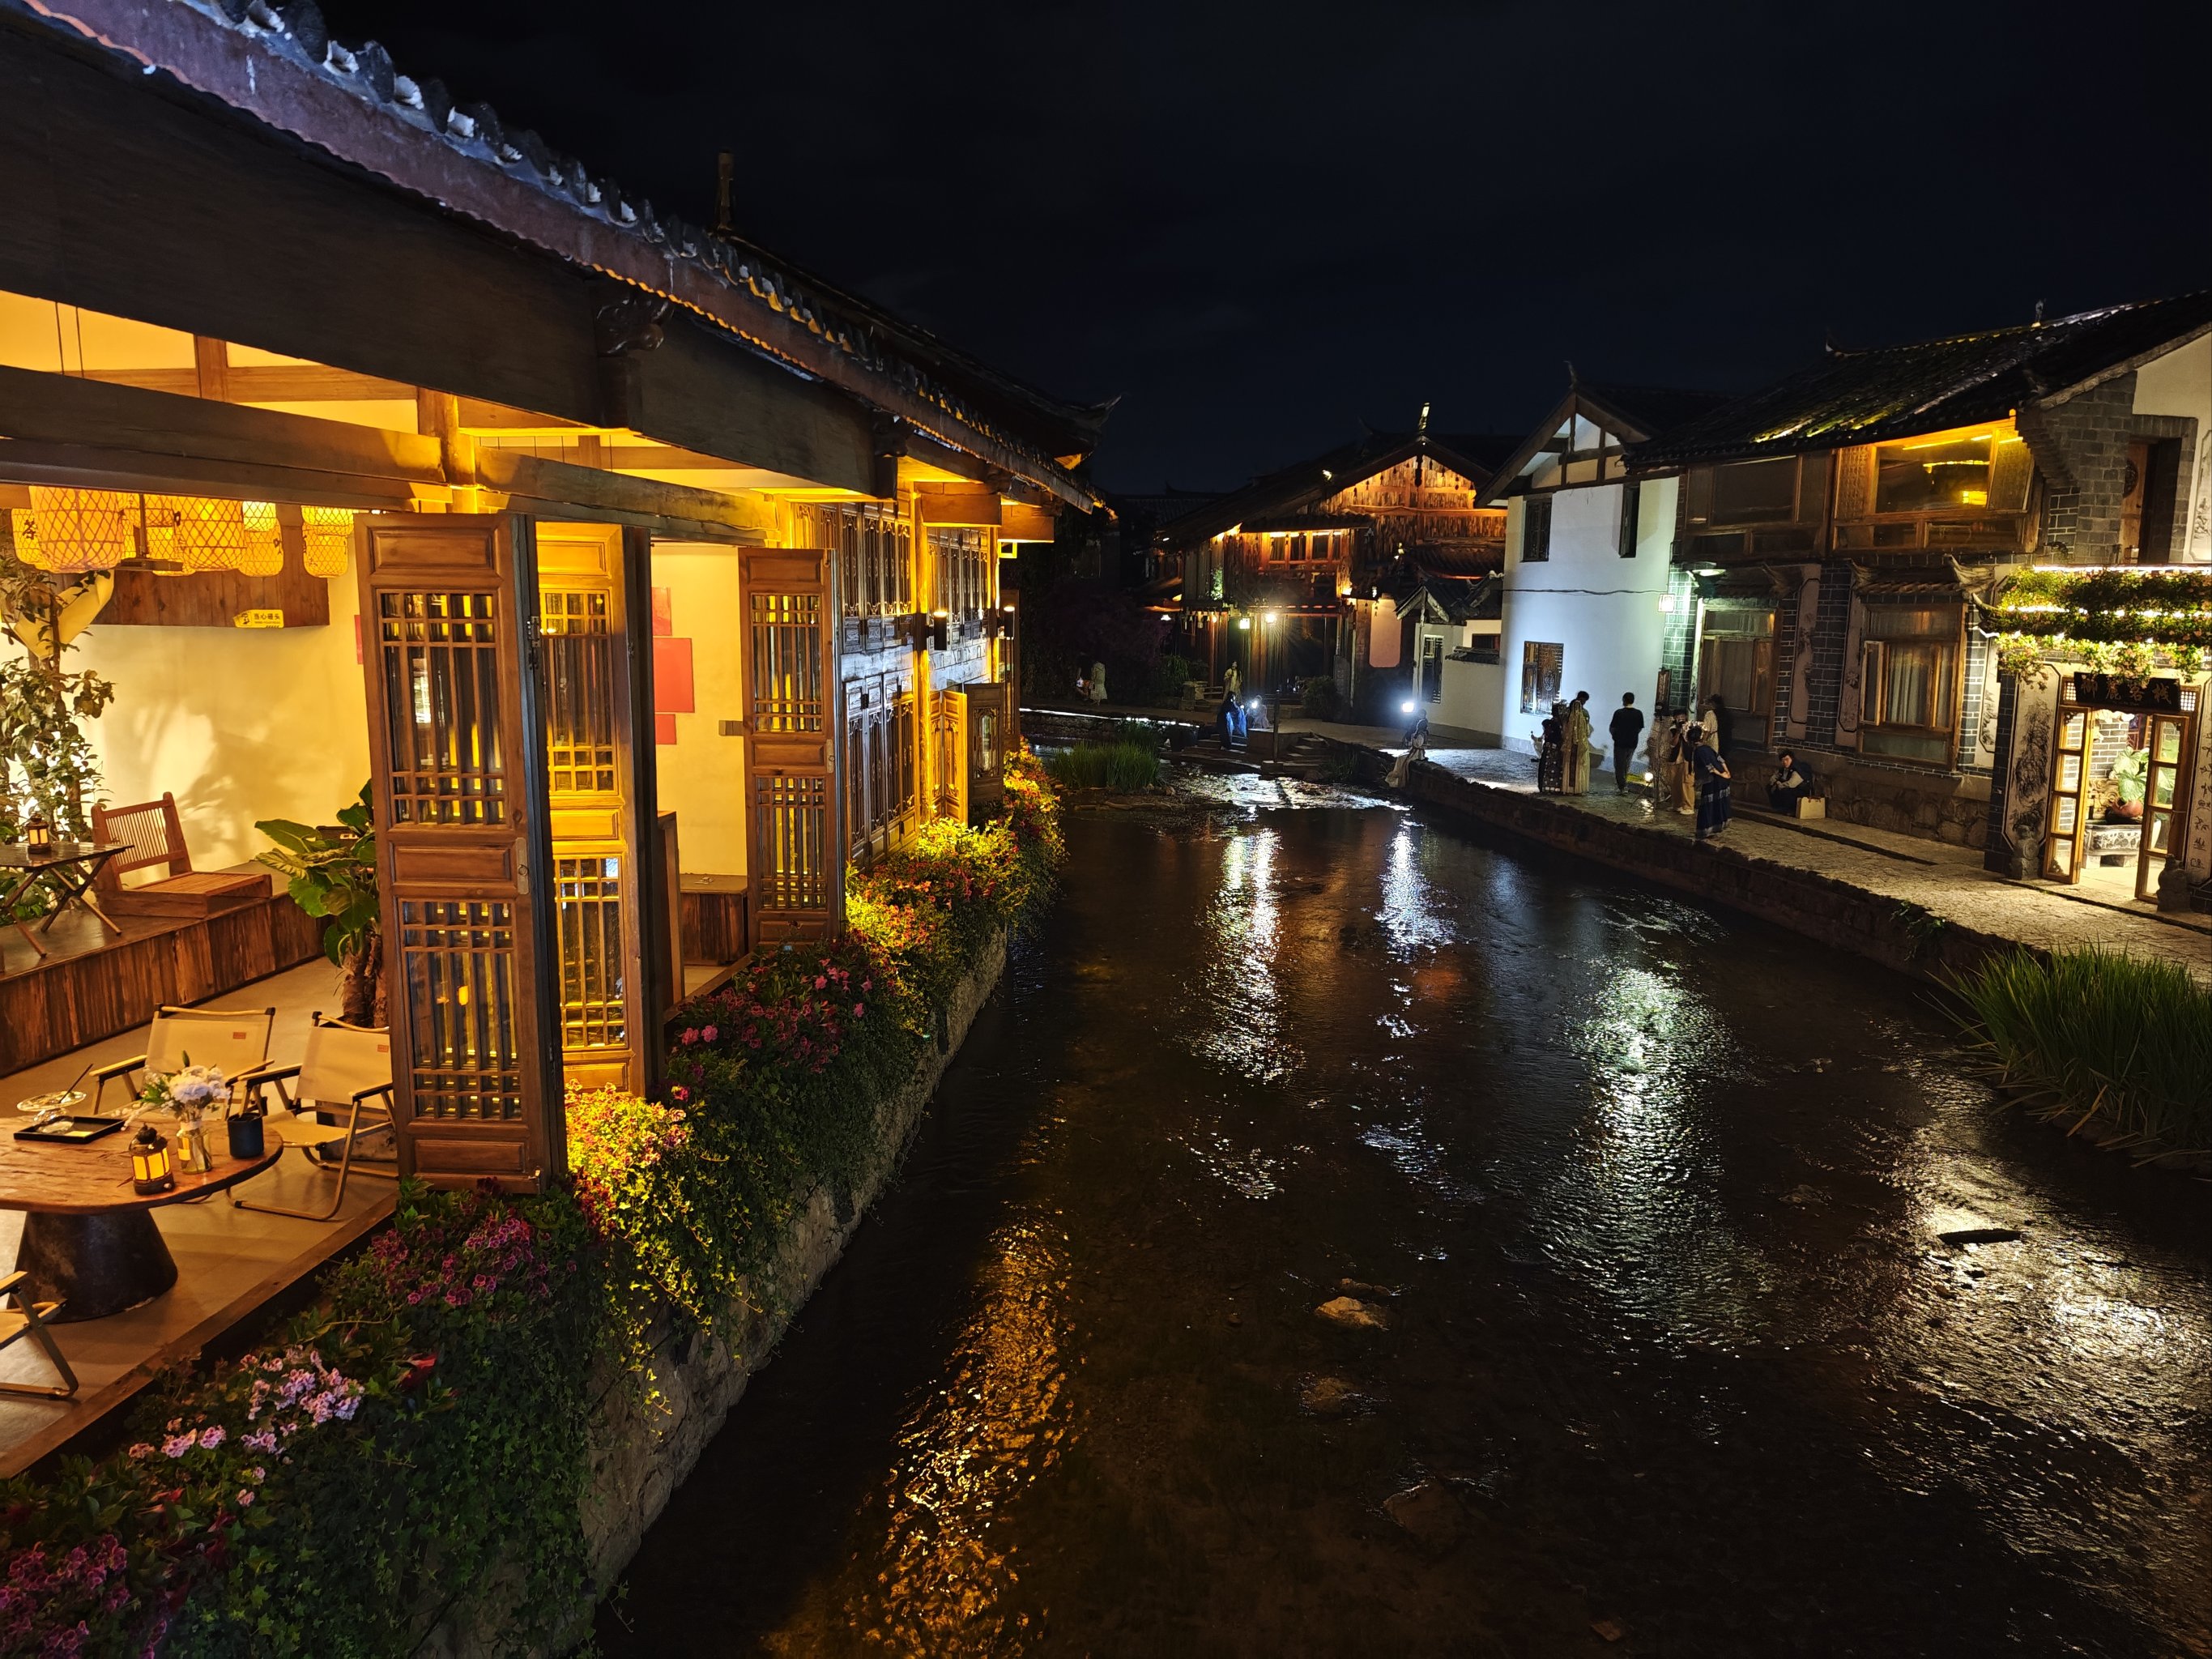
left=0, top=956, right=387, bottom=1473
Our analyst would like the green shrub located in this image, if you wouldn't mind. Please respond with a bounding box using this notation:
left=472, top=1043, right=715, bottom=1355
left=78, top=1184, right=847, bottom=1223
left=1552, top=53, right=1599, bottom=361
left=1042, top=740, right=1160, bottom=792
left=1298, top=675, right=1341, bottom=721
left=1947, top=947, right=2212, bottom=1155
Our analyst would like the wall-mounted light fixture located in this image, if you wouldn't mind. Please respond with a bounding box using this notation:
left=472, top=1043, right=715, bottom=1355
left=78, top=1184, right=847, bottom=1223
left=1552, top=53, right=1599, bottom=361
left=984, top=602, right=1017, bottom=641
left=1237, top=616, right=1252, bottom=631
left=905, top=610, right=948, bottom=652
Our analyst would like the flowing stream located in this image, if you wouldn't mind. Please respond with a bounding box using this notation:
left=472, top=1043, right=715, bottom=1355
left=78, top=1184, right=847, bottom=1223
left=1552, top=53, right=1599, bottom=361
left=600, top=791, right=2211, bottom=1657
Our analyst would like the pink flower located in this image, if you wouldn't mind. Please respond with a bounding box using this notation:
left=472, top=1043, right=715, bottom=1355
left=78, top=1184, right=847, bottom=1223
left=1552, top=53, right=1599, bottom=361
left=237, top=1490, right=256, bottom=1507
left=161, top=1434, right=195, bottom=1458
left=854, top=1004, right=865, bottom=1017
left=670, top=1085, right=690, bottom=1102
left=127, top=1443, right=155, bottom=1461
left=701, top=1026, right=718, bottom=1043
left=679, top=1028, right=698, bottom=1046
left=198, top=1425, right=225, bottom=1450
left=814, top=975, right=828, bottom=989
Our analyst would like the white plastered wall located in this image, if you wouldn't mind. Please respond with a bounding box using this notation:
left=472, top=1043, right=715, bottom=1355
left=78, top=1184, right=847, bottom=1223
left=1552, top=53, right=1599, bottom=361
left=1490, top=477, right=1677, bottom=762
left=62, top=569, right=370, bottom=873
left=649, top=542, right=748, bottom=879
left=2132, top=334, right=2212, bottom=561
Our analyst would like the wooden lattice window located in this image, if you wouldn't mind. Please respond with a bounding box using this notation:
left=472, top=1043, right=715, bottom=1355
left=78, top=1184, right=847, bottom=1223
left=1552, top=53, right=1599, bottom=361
left=755, top=773, right=829, bottom=913
left=541, top=589, right=617, bottom=793
left=750, top=591, right=825, bottom=732
left=397, top=898, right=522, bottom=1120
left=378, top=591, right=506, bottom=825
left=553, top=856, right=625, bottom=1049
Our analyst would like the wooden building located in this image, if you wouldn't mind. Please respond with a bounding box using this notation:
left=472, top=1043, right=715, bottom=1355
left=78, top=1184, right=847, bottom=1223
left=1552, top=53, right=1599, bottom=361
left=1147, top=424, right=1516, bottom=718
left=0, top=0, right=1104, bottom=1183
left=1630, top=294, right=2212, bottom=910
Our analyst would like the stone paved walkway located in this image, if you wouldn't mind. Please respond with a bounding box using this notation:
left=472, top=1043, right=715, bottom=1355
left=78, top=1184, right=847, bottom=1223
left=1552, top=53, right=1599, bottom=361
left=1366, top=737, right=2209, bottom=982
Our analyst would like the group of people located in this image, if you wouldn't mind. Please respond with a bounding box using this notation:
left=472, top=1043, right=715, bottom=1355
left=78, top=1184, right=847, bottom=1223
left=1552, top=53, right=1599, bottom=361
left=1638, top=701, right=1735, bottom=842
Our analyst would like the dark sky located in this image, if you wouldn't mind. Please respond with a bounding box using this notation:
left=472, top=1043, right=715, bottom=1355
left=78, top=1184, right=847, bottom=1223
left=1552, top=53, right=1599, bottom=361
left=322, top=0, right=2210, bottom=495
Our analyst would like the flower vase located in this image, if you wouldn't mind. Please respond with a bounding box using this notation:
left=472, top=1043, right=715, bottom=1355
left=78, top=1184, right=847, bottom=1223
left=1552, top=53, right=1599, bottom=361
left=177, top=1116, right=215, bottom=1175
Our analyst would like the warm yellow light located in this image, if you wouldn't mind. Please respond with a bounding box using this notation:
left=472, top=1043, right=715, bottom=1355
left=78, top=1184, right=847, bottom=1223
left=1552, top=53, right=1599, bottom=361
left=1959, top=489, right=1988, bottom=506
left=239, top=502, right=285, bottom=578
left=300, top=506, right=354, bottom=578
left=15, top=488, right=137, bottom=573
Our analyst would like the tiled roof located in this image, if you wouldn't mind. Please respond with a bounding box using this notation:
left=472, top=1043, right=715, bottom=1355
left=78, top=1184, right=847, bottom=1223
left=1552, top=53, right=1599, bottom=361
left=1157, top=429, right=1522, bottom=546
left=13, top=0, right=1106, bottom=501
left=1572, top=382, right=1733, bottom=439
left=1632, top=292, right=2212, bottom=467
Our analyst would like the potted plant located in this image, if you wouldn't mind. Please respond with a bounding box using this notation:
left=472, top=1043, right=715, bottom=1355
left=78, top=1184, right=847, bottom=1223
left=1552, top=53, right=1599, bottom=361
left=258, top=783, right=384, bottom=1026
left=2107, top=746, right=2148, bottom=823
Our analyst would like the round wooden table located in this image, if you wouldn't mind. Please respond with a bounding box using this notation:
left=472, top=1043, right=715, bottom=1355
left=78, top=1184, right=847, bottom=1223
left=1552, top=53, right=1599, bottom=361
left=0, top=1128, right=281, bottom=1320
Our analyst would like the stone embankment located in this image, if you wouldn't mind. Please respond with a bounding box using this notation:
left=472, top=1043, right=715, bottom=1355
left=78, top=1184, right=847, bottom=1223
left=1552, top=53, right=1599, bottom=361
left=1326, top=743, right=2209, bottom=986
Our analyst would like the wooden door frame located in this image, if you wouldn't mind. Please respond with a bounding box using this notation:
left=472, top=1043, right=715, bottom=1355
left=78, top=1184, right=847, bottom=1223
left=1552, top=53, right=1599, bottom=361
left=2136, top=707, right=2196, bottom=902
left=356, top=511, right=562, bottom=1190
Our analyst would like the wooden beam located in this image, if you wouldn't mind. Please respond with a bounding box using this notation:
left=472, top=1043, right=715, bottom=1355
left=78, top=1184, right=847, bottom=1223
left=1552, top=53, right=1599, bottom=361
left=0, top=363, right=442, bottom=483
left=83, top=362, right=418, bottom=404
left=192, top=336, right=229, bottom=402
left=0, top=439, right=420, bottom=509
left=915, top=482, right=1003, bottom=527
left=999, top=501, right=1057, bottom=542
left=476, top=448, right=771, bottom=540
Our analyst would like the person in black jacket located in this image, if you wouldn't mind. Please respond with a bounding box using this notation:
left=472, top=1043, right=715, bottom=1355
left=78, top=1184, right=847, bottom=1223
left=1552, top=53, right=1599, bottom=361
left=1607, top=693, right=1645, bottom=792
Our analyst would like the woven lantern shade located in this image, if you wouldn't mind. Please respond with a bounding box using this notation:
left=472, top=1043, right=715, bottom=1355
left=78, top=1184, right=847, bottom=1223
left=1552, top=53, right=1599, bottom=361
left=19, top=488, right=137, bottom=572
left=144, top=495, right=249, bottom=573
left=300, top=505, right=355, bottom=578
left=238, top=501, right=286, bottom=578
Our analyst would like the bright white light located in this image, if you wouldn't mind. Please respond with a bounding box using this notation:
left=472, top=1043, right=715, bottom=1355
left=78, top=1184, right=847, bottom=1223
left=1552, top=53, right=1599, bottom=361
left=1400, top=700, right=1416, bottom=714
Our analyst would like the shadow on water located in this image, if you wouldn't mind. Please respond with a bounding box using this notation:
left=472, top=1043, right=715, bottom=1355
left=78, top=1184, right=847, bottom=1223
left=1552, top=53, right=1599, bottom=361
left=599, top=799, right=2212, bottom=1659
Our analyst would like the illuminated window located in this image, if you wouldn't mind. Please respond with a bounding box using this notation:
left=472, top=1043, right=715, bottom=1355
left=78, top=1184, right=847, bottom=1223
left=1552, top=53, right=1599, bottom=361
left=1872, top=430, right=2029, bottom=515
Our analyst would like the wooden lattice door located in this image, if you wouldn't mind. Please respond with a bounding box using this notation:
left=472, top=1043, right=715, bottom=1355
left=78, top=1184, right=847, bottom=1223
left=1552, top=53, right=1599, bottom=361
left=2137, top=707, right=2195, bottom=902
left=2042, top=702, right=2092, bottom=884
left=537, top=525, right=647, bottom=1093
left=357, top=514, right=561, bottom=1189
left=743, top=548, right=843, bottom=940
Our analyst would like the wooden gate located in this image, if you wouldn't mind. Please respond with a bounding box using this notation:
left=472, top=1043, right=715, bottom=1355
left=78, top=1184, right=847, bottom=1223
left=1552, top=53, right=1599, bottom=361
left=743, top=548, right=842, bottom=940
left=356, top=514, right=561, bottom=1189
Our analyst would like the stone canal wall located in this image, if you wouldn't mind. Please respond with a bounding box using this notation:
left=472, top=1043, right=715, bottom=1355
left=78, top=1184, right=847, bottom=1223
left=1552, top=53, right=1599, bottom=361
left=422, top=932, right=1010, bottom=1659
left=1366, top=753, right=2024, bottom=984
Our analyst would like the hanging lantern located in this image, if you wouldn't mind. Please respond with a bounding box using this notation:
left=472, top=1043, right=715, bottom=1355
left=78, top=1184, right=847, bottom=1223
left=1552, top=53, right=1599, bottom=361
left=130, top=1124, right=176, bottom=1194
left=300, top=505, right=354, bottom=578
left=239, top=501, right=285, bottom=578
left=19, top=488, right=136, bottom=573
left=144, top=495, right=249, bottom=573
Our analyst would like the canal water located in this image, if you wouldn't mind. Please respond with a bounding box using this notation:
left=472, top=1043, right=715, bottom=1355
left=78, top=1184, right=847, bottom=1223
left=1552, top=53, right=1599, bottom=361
left=600, top=790, right=2212, bottom=1658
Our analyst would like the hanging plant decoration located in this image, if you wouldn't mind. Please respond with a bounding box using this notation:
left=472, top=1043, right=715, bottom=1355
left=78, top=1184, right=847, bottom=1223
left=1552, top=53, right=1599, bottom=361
left=1986, top=566, right=2212, bottom=680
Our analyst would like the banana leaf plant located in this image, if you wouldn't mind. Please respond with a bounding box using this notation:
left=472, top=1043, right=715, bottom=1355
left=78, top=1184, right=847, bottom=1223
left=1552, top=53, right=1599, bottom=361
left=257, top=783, right=384, bottom=1026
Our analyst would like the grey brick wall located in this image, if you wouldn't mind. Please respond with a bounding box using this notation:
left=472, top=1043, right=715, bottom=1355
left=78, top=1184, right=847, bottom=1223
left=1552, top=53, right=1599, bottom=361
left=2019, top=373, right=2138, bottom=560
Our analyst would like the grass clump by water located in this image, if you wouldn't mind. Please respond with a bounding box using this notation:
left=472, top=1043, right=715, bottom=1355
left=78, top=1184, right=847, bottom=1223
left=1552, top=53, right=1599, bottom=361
left=1947, top=946, right=2212, bottom=1158
left=1042, top=739, right=1161, bottom=792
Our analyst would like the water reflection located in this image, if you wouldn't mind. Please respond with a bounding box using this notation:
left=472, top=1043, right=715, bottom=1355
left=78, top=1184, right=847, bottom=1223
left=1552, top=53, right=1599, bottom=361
left=607, top=804, right=2212, bottom=1659
left=778, top=1219, right=1073, bottom=1656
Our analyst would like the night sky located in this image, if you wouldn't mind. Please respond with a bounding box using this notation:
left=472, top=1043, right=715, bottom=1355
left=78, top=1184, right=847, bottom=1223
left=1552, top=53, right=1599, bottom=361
left=321, top=0, right=2210, bottom=495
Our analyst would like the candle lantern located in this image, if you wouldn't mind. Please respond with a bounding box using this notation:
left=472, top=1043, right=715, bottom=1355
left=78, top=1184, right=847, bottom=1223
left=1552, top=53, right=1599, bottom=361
left=131, top=1124, right=175, bottom=1195
left=23, top=815, right=53, bottom=851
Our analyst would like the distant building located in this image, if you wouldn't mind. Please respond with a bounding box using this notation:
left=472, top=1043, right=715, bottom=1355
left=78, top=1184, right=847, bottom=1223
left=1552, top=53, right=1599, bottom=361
left=1148, top=426, right=1519, bottom=717
left=1632, top=292, right=2212, bottom=908
left=1468, top=382, right=1728, bottom=750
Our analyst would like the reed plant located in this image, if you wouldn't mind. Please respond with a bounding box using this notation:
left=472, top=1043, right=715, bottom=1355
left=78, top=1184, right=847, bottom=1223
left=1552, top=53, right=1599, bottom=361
left=1947, top=947, right=2212, bottom=1158
left=1042, top=738, right=1161, bottom=792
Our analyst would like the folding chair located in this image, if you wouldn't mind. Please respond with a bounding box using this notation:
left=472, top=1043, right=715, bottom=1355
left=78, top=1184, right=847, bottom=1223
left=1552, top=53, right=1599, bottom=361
left=89, top=1004, right=276, bottom=1115
left=0, top=1272, right=79, bottom=1399
left=232, top=1014, right=396, bottom=1222
left=91, top=793, right=268, bottom=916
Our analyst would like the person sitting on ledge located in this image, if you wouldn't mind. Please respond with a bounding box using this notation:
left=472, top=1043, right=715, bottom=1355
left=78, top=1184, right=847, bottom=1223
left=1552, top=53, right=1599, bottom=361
left=1768, top=750, right=1811, bottom=812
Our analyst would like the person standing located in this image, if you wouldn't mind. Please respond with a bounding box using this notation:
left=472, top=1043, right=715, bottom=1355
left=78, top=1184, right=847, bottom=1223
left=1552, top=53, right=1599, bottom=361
left=1607, top=693, right=1645, bottom=793
left=1537, top=702, right=1566, bottom=793
left=1090, top=660, right=1110, bottom=706
left=1562, top=690, right=1593, bottom=795
left=1690, top=723, right=1733, bottom=842
left=1704, top=692, right=1733, bottom=757
left=1642, top=706, right=1673, bottom=804
left=1669, top=711, right=1697, bottom=814
left=1224, top=661, right=1242, bottom=705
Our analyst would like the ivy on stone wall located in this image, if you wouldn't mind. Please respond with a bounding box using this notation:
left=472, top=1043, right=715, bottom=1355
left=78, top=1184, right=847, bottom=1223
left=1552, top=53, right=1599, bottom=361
left=1988, top=566, right=2212, bottom=678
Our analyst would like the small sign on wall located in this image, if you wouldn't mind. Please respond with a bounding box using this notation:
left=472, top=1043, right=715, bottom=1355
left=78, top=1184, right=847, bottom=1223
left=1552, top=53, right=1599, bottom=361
left=232, top=608, right=285, bottom=628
